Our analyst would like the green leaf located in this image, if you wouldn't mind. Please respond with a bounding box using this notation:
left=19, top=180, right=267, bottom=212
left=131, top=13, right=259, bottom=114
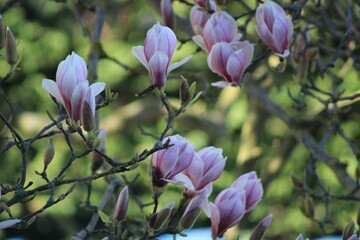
left=189, top=91, right=202, bottom=105
left=98, top=210, right=110, bottom=223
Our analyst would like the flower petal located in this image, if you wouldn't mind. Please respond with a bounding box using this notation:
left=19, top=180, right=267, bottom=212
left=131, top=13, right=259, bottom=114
left=132, top=46, right=149, bottom=70
left=165, top=172, right=194, bottom=189
left=211, top=81, right=233, bottom=88
left=184, top=153, right=204, bottom=188
left=168, top=55, right=192, bottom=73
left=0, top=219, right=21, bottom=229
left=148, top=51, right=169, bottom=87
left=56, top=56, right=77, bottom=98
left=70, top=51, right=88, bottom=83
left=42, top=79, right=65, bottom=107
left=71, top=81, right=89, bottom=121
left=89, top=82, right=106, bottom=96
left=192, top=35, right=208, bottom=52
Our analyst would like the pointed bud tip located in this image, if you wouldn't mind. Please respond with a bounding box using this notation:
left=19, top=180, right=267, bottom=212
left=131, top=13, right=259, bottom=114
left=43, top=137, right=55, bottom=168
left=81, top=101, right=95, bottom=132
left=114, top=186, right=129, bottom=222
left=5, top=26, right=18, bottom=65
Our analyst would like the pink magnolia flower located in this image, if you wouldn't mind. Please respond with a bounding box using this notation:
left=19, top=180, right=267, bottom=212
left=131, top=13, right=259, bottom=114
left=161, top=0, right=174, bottom=29
left=180, top=147, right=226, bottom=197
left=210, top=187, right=246, bottom=238
left=207, top=41, right=253, bottom=87
left=255, top=0, right=293, bottom=58
left=231, top=171, right=263, bottom=211
left=42, top=52, right=105, bottom=122
left=151, top=135, right=195, bottom=187
left=193, top=11, right=242, bottom=53
left=132, top=23, right=192, bottom=88
left=190, top=6, right=212, bottom=35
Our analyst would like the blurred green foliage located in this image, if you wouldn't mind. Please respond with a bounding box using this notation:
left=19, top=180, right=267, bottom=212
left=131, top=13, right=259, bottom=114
left=0, top=0, right=360, bottom=239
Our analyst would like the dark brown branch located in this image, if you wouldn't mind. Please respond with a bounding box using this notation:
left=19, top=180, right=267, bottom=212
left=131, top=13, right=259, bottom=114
left=322, top=0, right=352, bottom=73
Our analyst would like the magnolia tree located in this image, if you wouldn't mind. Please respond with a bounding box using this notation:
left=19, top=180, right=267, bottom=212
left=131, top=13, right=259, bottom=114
left=0, top=0, right=359, bottom=239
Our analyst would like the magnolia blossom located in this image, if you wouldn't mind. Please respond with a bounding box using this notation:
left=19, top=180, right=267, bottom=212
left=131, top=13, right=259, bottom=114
left=210, top=187, right=246, bottom=238
left=190, top=6, right=212, bottom=35
left=180, top=147, right=226, bottom=198
left=231, top=171, right=263, bottom=211
left=42, top=52, right=105, bottom=122
left=193, top=11, right=241, bottom=53
left=132, top=23, right=192, bottom=87
left=207, top=41, right=254, bottom=87
left=255, top=0, right=293, bottom=58
left=151, top=135, right=195, bottom=187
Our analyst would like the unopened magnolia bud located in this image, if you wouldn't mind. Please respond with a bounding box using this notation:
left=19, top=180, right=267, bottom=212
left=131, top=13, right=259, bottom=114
left=291, top=174, right=304, bottom=189
left=91, top=152, right=104, bottom=173
left=342, top=221, right=355, bottom=240
left=249, top=214, right=272, bottom=240
left=148, top=202, right=174, bottom=231
left=114, top=186, right=129, bottom=222
left=43, top=138, right=55, bottom=168
left=179, top=207, right=201, bottom=230
left=161, top=0, right=174, bottom=29
left=0, top=15, right=5, bottom=49
left=5, top=27, right=17, bottom=65
left=179, top=77, right=189, bottom=106
left=81, top=101, right=95, bottom=132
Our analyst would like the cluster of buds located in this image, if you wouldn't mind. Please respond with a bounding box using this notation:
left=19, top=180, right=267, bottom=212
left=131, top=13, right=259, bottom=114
left=192, top=9, right=254, bottom=87
left=150, top=134, right=264, bottom=237
left=42, top=52, right=106, bottom=130
left=189, top=0, right=294, bottom=87
left=137, top=0, right=294, bottom=89
left=0, top=15, right=18, bottom=66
